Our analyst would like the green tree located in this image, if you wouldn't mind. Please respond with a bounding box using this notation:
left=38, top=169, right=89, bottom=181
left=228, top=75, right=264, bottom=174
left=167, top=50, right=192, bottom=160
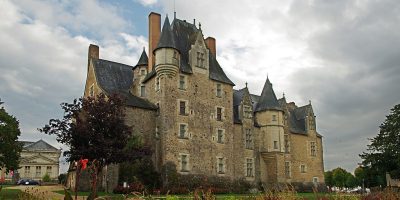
left=332, top=167, right=347, bottom=189
left=360, top=104, right=400, bottom=186
left=324, top=170, right=334, bottom=189
left=345, top=173, right=358, bottom=188
left=40, top=93, right=150, bottom=199
left=0, top=100, right=22, bottom=173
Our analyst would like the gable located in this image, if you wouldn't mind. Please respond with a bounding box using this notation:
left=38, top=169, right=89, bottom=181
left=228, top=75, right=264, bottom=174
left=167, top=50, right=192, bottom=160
left=21, top=154, right=58, bottom=165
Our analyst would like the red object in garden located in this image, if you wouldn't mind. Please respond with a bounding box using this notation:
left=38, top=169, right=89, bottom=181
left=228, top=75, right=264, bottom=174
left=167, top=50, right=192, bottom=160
left=80, top=159, right=89, bottom=170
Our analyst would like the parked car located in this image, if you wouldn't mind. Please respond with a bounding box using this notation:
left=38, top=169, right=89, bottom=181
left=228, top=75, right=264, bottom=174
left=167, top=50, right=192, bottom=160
left=16, top=179, right=39, bottom=185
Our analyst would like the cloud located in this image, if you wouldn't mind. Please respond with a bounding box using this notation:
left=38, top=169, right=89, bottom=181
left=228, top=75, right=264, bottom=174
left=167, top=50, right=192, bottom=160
left=135, top=0, right=158, bottom=7
left=156, top=0, right=400, bottom=171
left=0, top=0, right=148, bottom=173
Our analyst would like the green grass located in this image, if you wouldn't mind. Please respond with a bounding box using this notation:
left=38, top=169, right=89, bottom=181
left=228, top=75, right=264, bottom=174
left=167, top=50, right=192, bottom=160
left=54, top=189, right=127, bottom=197
left=0, top=188, right=22, bottom=200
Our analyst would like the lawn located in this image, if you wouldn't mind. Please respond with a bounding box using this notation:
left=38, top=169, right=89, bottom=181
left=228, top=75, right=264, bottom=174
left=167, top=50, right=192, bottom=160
left=0, top=188, right=22, bottom=200
left=54, top=189, right=127, bottom=197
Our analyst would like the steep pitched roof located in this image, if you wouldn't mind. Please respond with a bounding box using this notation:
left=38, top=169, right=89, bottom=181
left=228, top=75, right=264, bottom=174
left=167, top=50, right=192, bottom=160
left=135, top=48, right=148, bottom=67
left=154, top=15, right=178, bottom=52
left=254, top=78, right=282, bottom=112
left=92, top=59, right=157, bottom=110
left=23, top=139, right=59, bottom=151
left=288, top=104, right=312, bottom=135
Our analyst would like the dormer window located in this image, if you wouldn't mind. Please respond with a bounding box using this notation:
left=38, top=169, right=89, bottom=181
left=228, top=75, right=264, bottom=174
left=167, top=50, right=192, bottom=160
left=140, top=85, right=146, bottom=97
left=140, top=69, right=146, bottom=76
left=243, top=106, right=252, bottom=118
left=196, top=52, right=205, bottom=68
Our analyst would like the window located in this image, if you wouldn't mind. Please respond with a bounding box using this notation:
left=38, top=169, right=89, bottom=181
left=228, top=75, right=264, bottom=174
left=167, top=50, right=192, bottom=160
left=246, top=158, right=253, bottom=177
left=217, top=129, right=224, bottom=143
left=89, top=85, right=94, bottom=97
left=155, top=77, right=160, bottom=91
left=310, top=142, right=316, bottom=156
left=179, top=124, right=187, bottom=138
left=300, top=165, right=306, bottom=173
left=244, top=106, right=252, bottom=118
left=140, top=85, right=145, bottom=97
left=36, top=166, right=41, bottom=177
left=274, top=141, right=278, bottom=149
left=272, top=115, right=277, bottom=121
left=196, top=52, right=205, bottom=68
left=216, top=84, right=222, bottom=97
left=179, top=101, right=186, bottom=115
left=173, top=51, right=178, bottom=59
left=46, top=166, right=52, bottom=176
left=181, top=154, right=188, bottom=172
left=140, top=69, right=146, bottom=76
left=245, top=129, right=252, bottom=149
left=179, top=75, right=186, bottom=90
left=25, top=166, right=30, bottom=176
left=155, top=126, right=160, bottom=139
left=216, top=107, right=222, bottom=121
left=313, top=177, right=319, bottom=184
left=285, top=162, right=291, bottom=178
left=284, top=135, right=290, bottom=153
left=217, top=158, right=224, bottom=174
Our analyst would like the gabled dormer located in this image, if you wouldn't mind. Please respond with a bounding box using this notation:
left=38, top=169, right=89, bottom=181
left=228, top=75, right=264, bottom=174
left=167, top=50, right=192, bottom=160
left=233, top=86, right=253, bottom=124
left=189, top=30, right=209, bottom=75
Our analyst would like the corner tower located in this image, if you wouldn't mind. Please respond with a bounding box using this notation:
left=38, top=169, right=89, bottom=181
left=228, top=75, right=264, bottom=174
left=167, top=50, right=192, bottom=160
left=254, top=78, right=286, bottom=185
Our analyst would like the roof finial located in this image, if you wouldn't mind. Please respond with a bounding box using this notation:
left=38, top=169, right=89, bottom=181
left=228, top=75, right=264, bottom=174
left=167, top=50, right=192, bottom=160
left=199, top=22, right=201, bottom=30
left=193, top=19, right=196, bottom=25
left=173, top=0, right=176, bottom=19
left=283, top=92, right=285, bottom=98
left=143, top=46, right=145, bottom=51
left=245, top=82, right=248, bottom=88
left=309, top=100, right=312, bottom=105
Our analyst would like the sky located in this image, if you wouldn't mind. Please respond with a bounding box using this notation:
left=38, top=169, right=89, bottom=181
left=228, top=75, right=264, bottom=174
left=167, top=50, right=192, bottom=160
left=0, top=0, right=399, bottom=174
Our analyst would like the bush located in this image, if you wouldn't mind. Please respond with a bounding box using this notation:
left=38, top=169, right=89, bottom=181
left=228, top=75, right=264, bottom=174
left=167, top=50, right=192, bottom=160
left=160, top=162, right=254, bottom=194
left=42, top=173, right=51, bottom=182
left=113, top=181, right=145, bottom=194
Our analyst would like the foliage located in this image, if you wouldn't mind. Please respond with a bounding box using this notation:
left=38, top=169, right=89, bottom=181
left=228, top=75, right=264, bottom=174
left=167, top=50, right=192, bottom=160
left=118, top=156, right=160, bottom=189
left=58, top=173, right=67, bottom=184
left=0, top=104, right=22, bottom=173
left=113, top=181, right=145, bottom=194
left=360, top=104, right=400, bottom=187
left=324, top=171, right=334, bottom=188
left=40, top=93, right=150, bottom=199
left=42, top=173, right=51, bottom=182
left=160, top=162, right=254, bottom=194
left=332, top=167, right=348, bottom=189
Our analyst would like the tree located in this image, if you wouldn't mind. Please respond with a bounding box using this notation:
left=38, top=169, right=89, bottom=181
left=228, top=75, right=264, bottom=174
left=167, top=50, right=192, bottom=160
left=40, top=93, right=149, bottom=199
left=324, top=170, right=334, bottom=190
left=360, top=104, right=400, bottom=186
left=332, top=167, right=347, bottom=189
left=345, top=173, right=358, bottom=188
left=0, top=100, right=22, bottom=173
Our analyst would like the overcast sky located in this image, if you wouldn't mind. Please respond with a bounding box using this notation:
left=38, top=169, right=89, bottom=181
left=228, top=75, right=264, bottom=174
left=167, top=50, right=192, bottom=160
left=1, top=0, right=399, bottom=174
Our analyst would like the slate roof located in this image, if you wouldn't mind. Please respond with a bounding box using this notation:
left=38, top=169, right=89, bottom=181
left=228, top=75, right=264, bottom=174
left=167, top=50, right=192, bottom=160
left=23, top=139, right=59, bottom=151
left=135, top=48, right=148, bottom=67
left=254, top=78, right=282, bottom=112
left=92, top=59, right=157, bottom=110
left=143, top=17, right=234, bottom=85
left=154, top=15, right=179, bottom=52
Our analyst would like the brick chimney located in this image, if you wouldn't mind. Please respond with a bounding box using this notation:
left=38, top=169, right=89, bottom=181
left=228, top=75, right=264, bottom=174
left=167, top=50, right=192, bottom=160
left=88, top=44, right=99, bottom=60
left=148, top=12, right=161, bottom=72
left=205, top=37, right=216, bottom=56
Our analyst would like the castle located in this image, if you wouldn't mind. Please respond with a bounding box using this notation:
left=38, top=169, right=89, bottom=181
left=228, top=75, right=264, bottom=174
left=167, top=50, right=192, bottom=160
left=83, top=12, right=324, bottom=188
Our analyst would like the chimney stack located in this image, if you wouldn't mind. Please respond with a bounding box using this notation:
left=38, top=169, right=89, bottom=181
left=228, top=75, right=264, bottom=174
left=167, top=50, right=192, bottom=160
left=88, top=44, right=99, bottom=60
left=205, top=37, right=216, bottom=56
left=148, top=12, right=161, bottom=72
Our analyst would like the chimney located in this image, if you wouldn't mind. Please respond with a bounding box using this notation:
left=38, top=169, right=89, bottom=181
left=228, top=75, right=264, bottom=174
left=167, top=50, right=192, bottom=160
left=88, top=44, right=99, bottom=60
left=148, top=12, right=161, bottom=72
left=205, top=37, right=216, bottom=56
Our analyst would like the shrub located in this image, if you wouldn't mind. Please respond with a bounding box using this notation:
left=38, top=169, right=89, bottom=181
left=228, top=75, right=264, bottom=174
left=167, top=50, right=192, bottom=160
left=42, top=173, right=51, bottom=182
left=113, top=181, right=145, bottom=194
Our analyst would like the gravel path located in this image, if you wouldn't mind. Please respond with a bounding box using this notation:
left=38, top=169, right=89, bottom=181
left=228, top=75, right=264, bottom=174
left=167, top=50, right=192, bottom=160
left=8, top=185, right=65, bottom=199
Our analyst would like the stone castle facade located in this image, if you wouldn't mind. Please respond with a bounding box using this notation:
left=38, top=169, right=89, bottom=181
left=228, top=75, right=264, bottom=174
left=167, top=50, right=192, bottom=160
left=83, top=12, right=324, bottom=187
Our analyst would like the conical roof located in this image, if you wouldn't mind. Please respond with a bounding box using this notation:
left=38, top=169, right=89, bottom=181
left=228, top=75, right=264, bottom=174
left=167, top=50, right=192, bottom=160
left=136, top=48, right=148, bottom=67
left=255, top=78, right=282, bottom=112
left=154, top=15, right=178, bottom=53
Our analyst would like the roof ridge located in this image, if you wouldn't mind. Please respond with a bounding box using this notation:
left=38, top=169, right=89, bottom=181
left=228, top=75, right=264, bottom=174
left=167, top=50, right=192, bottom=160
left=97, top=58, right=134, bottom=68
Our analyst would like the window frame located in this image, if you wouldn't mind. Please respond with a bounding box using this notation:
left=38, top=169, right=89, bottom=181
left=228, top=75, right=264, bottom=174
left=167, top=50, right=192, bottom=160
left=140, top=85, right=146, bottom=97
left=216, top=83, right=222, bottom=97
left=285, top=161, right=291, bottom=178
left=178, top=75, right=186, bottom=90
left=217, top=157, right=225, bottom=174
left=246, top=158, right=254, bottom=177
left=217, top=129, right=224, bottom=144
left=245, top=129, right=253, bottom=149
left=178, top=123, right=188, bottom=139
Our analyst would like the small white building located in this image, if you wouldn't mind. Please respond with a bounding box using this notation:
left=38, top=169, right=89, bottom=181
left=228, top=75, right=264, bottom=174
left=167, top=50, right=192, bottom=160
left=1, top=139, right=61, bottom=181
